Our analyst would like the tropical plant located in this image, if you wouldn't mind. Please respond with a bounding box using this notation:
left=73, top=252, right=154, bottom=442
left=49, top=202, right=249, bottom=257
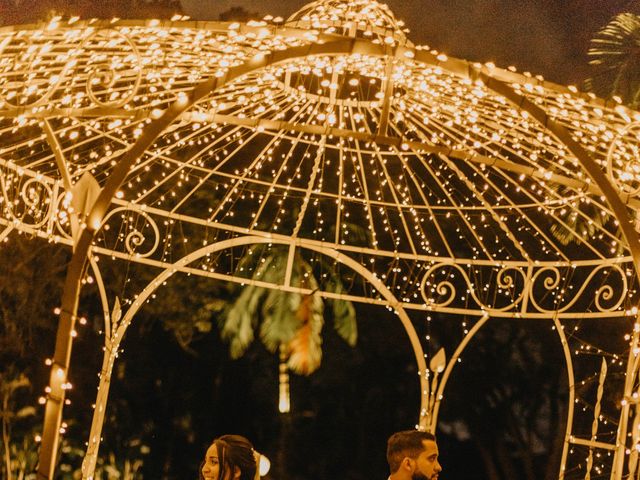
left=548, top=184, right=629, bottom=255
left=551, top=10, right=640, bottom=250
left=586, top=12, right=640, bottom=108
left=220, top=245, right=357, bottom=376
left=0, top=370, right=37, bottom=480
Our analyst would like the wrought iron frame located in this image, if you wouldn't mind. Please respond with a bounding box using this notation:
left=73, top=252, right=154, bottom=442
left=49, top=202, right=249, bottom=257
left=0, top=4, right=638, bottom=478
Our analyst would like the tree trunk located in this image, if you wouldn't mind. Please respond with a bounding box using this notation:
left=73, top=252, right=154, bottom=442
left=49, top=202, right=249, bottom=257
left=475, top=437, right=501, bottom=480
left=495, top=437, right=519, bottom=480
left=2, top=392, right=13, bottom=480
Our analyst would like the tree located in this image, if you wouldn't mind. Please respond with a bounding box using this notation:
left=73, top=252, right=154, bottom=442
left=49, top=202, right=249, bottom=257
left=220, top=245, right=357, bottom=376
left=587, top=12, right=640, bottom=108
left=218, top=7, right=260, bottom=23
left=436, top=318, right=567, bottom=480
left=0, top=370, right=36, bottom=480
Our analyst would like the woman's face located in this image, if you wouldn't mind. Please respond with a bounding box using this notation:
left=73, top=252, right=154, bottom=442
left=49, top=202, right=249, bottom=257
left=201, top=444, right=223, bottom=480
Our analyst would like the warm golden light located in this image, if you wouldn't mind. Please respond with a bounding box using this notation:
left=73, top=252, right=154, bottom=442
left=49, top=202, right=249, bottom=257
left=1, top=2, right=638, bottom=480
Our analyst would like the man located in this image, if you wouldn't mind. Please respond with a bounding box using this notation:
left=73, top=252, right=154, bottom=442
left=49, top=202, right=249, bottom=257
left=387, top=430, right=442, bottom=480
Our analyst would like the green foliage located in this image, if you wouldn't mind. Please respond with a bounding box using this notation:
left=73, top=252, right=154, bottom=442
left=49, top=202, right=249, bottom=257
left=0, top=235, right=67, bottom=362
left=587, top=13, right=640, bottom=108
left=138, top=273, right=229, bottom=354
left=0, top=235, right=150, bottom=479
left=220, top=246, right=357, bottom=375
left=218, top=7, right=260, bottom=22
left=548, top=185, right=630, bottom=255
left=326, top=278, right=357, bottom=347
left=438, top=319, right=567, bottom=480
left=0, top=370, right=37, bottom=480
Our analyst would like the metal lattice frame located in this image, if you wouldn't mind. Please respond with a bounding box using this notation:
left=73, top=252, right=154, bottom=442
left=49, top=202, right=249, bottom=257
left=1, top=1, right=640, bottom=478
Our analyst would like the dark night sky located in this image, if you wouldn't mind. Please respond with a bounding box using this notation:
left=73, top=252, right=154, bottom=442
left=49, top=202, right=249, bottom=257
left=1, top=0, right=636, bottom=85
left=180, top=0, right=636, bottom=85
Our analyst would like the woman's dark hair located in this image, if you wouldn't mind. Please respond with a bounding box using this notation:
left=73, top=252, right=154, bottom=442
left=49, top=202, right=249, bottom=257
left=208, top=434, right=257, bottom=480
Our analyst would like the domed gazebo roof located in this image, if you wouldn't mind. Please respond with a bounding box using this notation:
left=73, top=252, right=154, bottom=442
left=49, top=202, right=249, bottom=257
left=0, top=0, right=637, bottom=319
left=286, top=0, right=411, bottom=45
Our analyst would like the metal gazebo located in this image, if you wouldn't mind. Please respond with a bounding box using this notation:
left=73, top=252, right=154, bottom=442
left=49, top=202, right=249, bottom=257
left=1, top=1, right=640, bottom=478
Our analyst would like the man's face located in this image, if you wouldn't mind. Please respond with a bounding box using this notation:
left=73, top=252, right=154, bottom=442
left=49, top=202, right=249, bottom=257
left=410, top=440, right=442, bottom=480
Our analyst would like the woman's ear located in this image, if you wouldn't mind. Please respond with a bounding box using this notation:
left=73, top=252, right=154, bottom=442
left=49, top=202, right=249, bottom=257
left=233, top=466, right=242, bottom=480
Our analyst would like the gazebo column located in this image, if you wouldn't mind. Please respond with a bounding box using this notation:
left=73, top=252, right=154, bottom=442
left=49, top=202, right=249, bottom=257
left=37, top=90, right=195, bottom=480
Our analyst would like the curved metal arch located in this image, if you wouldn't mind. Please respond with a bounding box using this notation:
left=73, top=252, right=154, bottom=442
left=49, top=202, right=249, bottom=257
left=80, top=235, right=429, bottom=479
left=38, top=37, right=387, bottom=479
left=79, top=256, right=117, bottom=479
left=428, top=312, right=576, bottom=477
left=2, top=209, right=633, bottom=322
left=36, top=27, right=640, bottom=478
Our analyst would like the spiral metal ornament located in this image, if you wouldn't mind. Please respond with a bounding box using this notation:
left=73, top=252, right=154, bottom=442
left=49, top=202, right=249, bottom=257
left=83, top=29, right=143, bottom=108
left=606, top=122, right=640, bottom=197
left=0, top=26, right=143, bottom=110
left=0, top=160, right=54, bottom=228
left=421, top=262, right=628, bottom=315
left=528, top=263, right=627, bottom=314
left=97, top=206, right=160, bottom=258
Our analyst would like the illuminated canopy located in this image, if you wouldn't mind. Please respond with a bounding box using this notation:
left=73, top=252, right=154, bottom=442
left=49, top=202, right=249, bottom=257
left=1, top=1, right=640, bottom=478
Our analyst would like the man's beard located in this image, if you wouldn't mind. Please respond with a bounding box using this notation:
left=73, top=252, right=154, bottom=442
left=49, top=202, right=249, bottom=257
left=412, top=471, right=433, bottom=480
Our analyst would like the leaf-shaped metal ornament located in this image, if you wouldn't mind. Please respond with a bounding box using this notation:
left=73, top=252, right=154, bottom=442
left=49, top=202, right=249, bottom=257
left=105, top=296, right=122, bottom=340
left=430, top=348, right=446, bottom=374
left=69, top=171, right=102, bottom=245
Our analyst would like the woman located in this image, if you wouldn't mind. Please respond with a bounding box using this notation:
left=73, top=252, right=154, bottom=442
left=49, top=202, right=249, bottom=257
left=200, top=434, right=258, bottom=480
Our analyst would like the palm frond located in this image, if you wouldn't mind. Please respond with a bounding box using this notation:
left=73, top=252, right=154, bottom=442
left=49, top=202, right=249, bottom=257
left=221, top=253, right=281, bottom=357
left=222, top=284, right=262, bottom=358
left=587, top=13, right=640, bottom=107
left=287, top=291, right=324, bottom=375
left=221, top=244, right=358, bottom=370
left=326, top=277, right=357, bottom=346
left=260, top=288, right=302, bottom=352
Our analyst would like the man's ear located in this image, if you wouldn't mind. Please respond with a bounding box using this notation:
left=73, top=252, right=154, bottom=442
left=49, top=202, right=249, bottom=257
left=402, top=457, right=414, bottom=472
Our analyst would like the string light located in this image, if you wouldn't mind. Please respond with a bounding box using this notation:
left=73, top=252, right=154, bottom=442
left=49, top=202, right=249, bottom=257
left=1, top=1, right=639, bottom=478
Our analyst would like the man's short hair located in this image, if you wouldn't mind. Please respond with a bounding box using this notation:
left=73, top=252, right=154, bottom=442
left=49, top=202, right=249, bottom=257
left=386, top=430, right=436, bottom=473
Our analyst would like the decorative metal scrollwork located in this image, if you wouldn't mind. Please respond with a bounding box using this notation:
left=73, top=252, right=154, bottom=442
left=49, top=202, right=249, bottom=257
left=97, top=206, right=160, bottom=258
left=420, top=262, right=527, bottom=312
left=0, top=27, right=142, bottom=109
left=606, top=122, right=640, bottom=197
left=84, top=29, right=143, bottom=108
left=0, top=161, right=55, bottom=228
left=421, top=261, right=627, bottom=315
left=528, top=264, right=626, bottom=313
